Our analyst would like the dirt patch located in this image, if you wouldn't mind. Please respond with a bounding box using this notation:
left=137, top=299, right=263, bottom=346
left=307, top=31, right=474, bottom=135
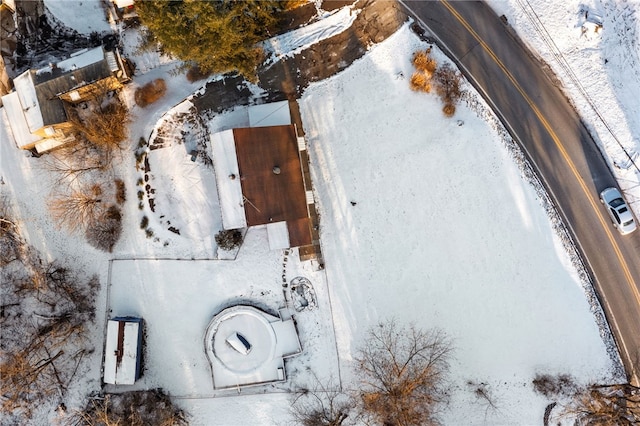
left=190, top=74, right=257, bottom=113
left=192, top=0, right=408, bottom=110
left=257, top=0, right=408, bottom=100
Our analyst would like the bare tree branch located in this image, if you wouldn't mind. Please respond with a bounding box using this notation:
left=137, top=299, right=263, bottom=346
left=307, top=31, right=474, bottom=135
left=355, top=320, right=452, bottom=426
left=49, top=184, right=104, bottom=234
left=290, top=371, right=353, bottom=426
left=561, top=383, right=640, bottom=425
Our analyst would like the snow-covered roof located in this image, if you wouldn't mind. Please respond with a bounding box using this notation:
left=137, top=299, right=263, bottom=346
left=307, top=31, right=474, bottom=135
left=267, top=221, right=290, bottom=250
left=114, top=0, right=134, bottom=8
left=210, top=129, right=247, bottom=230
left=1, top=92, right=42, bottom=148
left=210, top=118, right=312, bottom=247
left=1, top=0, right=15, bottom=12
left=204, top=306, right=301, bottom=389
left=12, top=71, right=43, bottom=132
left=7, top=46, right=121, bottom=139
left=104, top=318, right=142, bottom=385
left=248, top=101, right=292, bottom=127
left=34, top=136, right=72, bottom=154
left=35, top=46, right=105, bottom=77
left=271, top=318, right=302, bottom=356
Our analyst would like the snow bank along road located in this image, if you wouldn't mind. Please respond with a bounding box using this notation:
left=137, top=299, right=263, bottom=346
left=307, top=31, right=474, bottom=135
left=401, top=0, right=640, bottom=384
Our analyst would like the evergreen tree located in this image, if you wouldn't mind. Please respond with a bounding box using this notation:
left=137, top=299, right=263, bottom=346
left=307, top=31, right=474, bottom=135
left=136, top=0, right=289, bottom=80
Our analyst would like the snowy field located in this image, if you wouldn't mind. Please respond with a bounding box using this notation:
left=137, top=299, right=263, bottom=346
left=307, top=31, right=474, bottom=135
left=1, top=0, right=636, bottom=425
left=299, top=24, right=618, bottom=425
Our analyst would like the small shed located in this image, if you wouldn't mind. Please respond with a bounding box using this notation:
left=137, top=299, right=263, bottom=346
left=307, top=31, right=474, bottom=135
left=104, top=317, right=143, bottom=385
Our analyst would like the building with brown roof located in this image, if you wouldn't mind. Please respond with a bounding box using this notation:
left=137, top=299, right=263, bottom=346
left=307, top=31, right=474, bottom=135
left=211, top=102, right=313, bottom=250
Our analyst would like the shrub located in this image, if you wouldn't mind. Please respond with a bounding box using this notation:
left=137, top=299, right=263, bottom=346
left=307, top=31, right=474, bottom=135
left=532, top=373, right=578, bottom=398
left=86, top=205, right=122, bottom=252
left=140, top=216, right=149, bottom=229
left=66, top=389, right=187, bottom=426
left=115, top=179, right=126, bottom=204
left=215, top=229, right=243, bottom=250
left=186, top=64, right=212, bottom=82
left=90, top=184, right=103, bottom=197
left=134, top=79, right=167, bottom=107
left=434, top=63, right=461, bottom=104
left=412, top=49, right=437, bottom=74
left=442, top=102, right=456, bottom=117
left=135, top=150, right=146, bottom=165
left=410, top=72, right=431, bottom=92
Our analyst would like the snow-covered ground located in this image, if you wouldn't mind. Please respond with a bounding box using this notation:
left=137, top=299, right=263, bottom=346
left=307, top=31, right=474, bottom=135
left=300, top=24, right=618, bottom=425
left=106, top=234, right=337, bottom=398
left=44, top=0, right=112, bottom=34
left=262, top=5, right=360, bottom=63
left=1, top=0, right=636, bottom=425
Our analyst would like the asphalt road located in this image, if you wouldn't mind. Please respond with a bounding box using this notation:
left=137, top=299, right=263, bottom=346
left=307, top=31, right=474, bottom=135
left=400, top=0, right=640, bottom=385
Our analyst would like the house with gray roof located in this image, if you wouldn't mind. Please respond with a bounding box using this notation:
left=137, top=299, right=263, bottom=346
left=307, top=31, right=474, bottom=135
left=2, top=46, right=130, bottom=153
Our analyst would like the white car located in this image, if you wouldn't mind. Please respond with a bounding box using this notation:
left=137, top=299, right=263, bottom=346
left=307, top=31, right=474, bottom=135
left=600, top=187, right=637, bottom=235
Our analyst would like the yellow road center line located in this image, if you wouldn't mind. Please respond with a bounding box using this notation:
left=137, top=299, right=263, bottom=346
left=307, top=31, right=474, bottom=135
left=440, top=1, right=637, bottom=297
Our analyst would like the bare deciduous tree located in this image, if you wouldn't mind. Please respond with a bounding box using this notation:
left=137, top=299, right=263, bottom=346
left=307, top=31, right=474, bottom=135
left=0, top=196, right=23, bottom=266
left=356, top=320, right=452, bottom=426
left=50, top=184, right=104, bottom=233
left=561, top=383, right=640, bottom=426
left=291, top=372, right=353, bottom=426
left=67, top=81, right=130, bottom=153
left=45, top=143, right=110, bottom=185
left=0, top=343, right=63, bottom=414
left=433, top=63, right=461, bottom=104
left=65, top=390, right=188, bottom=426
left=466, top=380, right=500, bottom=420
left=1, top=254, right=98, bottom=420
